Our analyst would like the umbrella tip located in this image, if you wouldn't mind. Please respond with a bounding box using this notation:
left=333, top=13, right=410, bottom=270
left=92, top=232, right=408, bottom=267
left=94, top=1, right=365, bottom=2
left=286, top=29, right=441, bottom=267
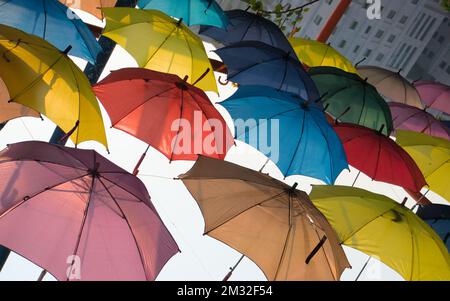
left=63, top=45, right=73, bottom=55
left=292, top=183, right=298, bottom=190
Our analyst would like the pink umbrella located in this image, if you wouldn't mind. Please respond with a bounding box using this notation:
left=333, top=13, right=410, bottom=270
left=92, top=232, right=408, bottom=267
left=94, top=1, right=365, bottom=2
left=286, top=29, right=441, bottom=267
left=0, top=141, right=179, bottom=281
left=414, top=81, right=450, bottom=115
left=389, top=103, right=450, bottom=140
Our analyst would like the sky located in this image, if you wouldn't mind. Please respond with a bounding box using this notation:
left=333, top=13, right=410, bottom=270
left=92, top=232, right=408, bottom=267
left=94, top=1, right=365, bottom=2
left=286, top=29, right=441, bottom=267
left=0, top=9, right=448, bottom=282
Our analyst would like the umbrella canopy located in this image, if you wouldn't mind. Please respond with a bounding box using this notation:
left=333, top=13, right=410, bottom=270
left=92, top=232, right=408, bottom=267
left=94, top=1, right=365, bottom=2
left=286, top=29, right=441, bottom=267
left=214, top=41, right=319, bottom=100
left=389, top=103, right=450, bottom=140
left=138, top=0, right=228, bottom=28
left=102, top=8, right=217, bottom=93
left=179, top=156, right=350, bottom=280
left=0, top=0, right=102, bottom=64
left=396, top=130, right=450, bottom=203
left=289, top=38, right=357, bottom=74
left=0, top=141, right=179, bottom=281
left=309, top=67, right=392, bottom=136
left=414, top=81, right=450, bottom=115
left=59, top=0, right=117, bottom=20
left=0, top=25, right=107, bottom=148
left=0, top=77, right=40, bottom=124
left=220, top=86, right=348, bottom=184
left=94, top=68, right=234, bottom=161
left=357, top=66, right=424, bottom=109
left=417, top=204, right=450, bottom=252
left=199, top=9, right=295, bottom=56
left=334, top=123, right=426, bottom=192
left=311, top=185, right=450, bottom=281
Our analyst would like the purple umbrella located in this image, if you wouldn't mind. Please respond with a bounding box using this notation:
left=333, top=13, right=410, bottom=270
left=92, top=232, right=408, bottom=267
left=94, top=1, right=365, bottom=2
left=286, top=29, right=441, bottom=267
left=389, top=103, right=450, bottom=140
left=414, top=81, right=450, bottom=115
left=0, top=141, right=179, bottom=281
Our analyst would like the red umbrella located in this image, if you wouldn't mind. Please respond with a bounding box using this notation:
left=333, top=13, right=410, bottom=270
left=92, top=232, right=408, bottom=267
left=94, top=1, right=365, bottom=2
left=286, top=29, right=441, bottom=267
left=0, top=141, right=179, bottom=281
left=333, top=123, right=426, bottom=192
left=94, top=68, right=234, bottom=174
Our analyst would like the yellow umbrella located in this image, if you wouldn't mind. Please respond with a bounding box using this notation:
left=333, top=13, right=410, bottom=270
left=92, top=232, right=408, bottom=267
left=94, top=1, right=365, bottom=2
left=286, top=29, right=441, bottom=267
left=1, top=77, right=40, bottom=124
left=102, top=8, right=218, bottom=93
left=310, top=185, right=450, bottom=281
left=289, top=38, right=357, bottom=74
left=396, top=130, right=450, bottom=203
left=0, top=25, right=107, bottom=148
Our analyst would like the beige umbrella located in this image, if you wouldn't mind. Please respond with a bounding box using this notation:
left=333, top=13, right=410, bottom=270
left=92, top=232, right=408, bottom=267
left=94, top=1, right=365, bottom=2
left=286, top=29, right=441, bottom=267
left=179, top=156, right=350, bottom=281
left=0, top=77, right=40, bottom=124
left=357, top=66, right=424, bottom=109
left=60, top=0, right=118, bottom=20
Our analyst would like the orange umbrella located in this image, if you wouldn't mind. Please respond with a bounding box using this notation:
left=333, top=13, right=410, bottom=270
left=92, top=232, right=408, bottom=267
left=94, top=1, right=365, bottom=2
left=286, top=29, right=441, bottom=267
left=60, top=0, right=118, bottom=19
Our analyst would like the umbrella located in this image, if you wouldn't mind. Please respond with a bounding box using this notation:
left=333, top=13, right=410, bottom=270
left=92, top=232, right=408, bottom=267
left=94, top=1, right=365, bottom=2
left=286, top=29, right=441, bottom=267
left=59, top=0, right=117, bottom=20
left=214, top=41, right=319, bottom=100
left=0, top=141, right=179, bottom=280
left=199, top=9, right=295, bottom=56
left=309, top=67, right=392, bottom=136
left=0, top=0, right=102, bottom=64
left=357, top=66, right=424, bottom=109
left=179, top=156, right=350, bottom=280
left=311, top=185, right=450, bottom=281
left=333, top=123, right=426, bottom=192
left=93, top=68, right=234, bottom=167
left=0, top=25, right=108, bottom=148
left=417, top=204, right=450, bottom=252
left=220, top=86, right=348, bottom=184
left=414, top=81, right=450, bottom=115
left=288, top=38, right=357, bottom=74
left=0, top=77, right=40, bottom=124
left=389, top=103, right=450, bottom=140
left=396, top=130, right=450, bottom=203
left=138, top=0, right=228, bottom=28
left=102, top=8, right=217, bottom=93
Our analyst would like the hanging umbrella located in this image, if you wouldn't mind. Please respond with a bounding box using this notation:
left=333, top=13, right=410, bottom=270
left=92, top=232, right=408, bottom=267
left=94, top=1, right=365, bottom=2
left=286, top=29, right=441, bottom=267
left=396, top=130, right=450, bottom=203
left=59, top=0, right=117, bottom=20
left=389, top=103, right=450, bottom=140
left=214, top=41, right=319, bottom=100
left=289, top=38, right=357, bottom=74
left=199, top=9, right=295, bottom=56
left=0, top=77, right=40, bottom=124
left=0, top=141, right=179, bottom=281
left=93, top=68, right=234, bottom=167
left=138, top=0, right=228, bottom=28
left=102, top=7, right=217, bottom=93
left=0, top=0, right=102, bottom=64
left=220, top=86, right=348, bottom=184
left=179, top=156, right=350, bottom=280
left=0, top=25, right=108, bottom=148
left=334, top=123, right=426, bottom=192
left=414, top=81, right=450, bottom=115
left=310, top=185, right=450, bottom=281
left=309, top=67, right=392, bottom=136
left=357, top=66, right=424, bottom=109
left=417, top=204, right=450, bottom=252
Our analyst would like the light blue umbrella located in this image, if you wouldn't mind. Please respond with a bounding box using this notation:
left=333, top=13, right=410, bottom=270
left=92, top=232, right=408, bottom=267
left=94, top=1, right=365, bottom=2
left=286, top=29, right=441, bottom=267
left=0, top=0, right=102, bottom=64
left=220, top=86, right=348, bottom=184
left=138, top=0, right=229, bottom=28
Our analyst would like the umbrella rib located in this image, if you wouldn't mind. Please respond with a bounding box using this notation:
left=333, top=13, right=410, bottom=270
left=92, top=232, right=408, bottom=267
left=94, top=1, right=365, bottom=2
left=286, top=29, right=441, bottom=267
left=278, top=58, right=289, bottom=91
left=66, top=60, right=82, bottom=146
left=170, top=88, right=185, bottom=162
left=97, top=177, right=149, bottom=280
left=284, top=109, right=307, bottom=176
left=273, top=225, right=292, bottom=280
left=143, top=25, right=179, bottom=68
left=372, top=134, right=383, bottom=180
left=239, top=16, right=258, bottom=42
left=405, top=214, right=415, bottom=280
left=356, top=83, right=367, bottom=126
left=179, top=30, right=195, bottom=84
left=203, top=190, right=288, bottom=235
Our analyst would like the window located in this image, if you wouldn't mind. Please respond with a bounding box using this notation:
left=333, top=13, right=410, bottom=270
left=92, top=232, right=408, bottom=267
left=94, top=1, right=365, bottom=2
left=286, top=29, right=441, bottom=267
left=387, top=10, right=396, bottom=19
left=411, top=0, right=419, bottom=4
left=399, top=16, right=408, bottom=24
left=365, top=26, right=372, bottom=34
left=350, top=21, right=358, bottom=30
left=438, top=36, right=445, bottom=43
left=433, top=31, right=438, bottom=38
left=375, top=30, right=384, bottom=39
left=428, top=51, right=435, bottom=59
left=353, top=45, right=360, bottom=53
left=439, top=61, right=447, bottom=69
left=364, top=49, right=372, bottom=57
left=376, top=53, right=385, bottom=62
left=314, top=15, right=323, bottom=26
left=338, top=40, right=347, bottom=48
left=387, top=34, right=396, bottom=43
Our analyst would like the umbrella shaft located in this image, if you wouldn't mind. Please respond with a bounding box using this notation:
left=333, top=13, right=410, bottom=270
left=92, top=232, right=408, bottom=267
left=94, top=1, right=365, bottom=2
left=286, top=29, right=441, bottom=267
left=37, top=269, right=47, bottom=281
left=355, top=256, right=371, bottom=281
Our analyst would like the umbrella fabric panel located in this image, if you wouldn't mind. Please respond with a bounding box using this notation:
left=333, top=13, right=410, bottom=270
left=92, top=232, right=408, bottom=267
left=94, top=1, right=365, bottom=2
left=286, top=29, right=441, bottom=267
left=415, top=81, right=450, bottom=114
left=0, top=0, right=102, bottom=64
left=0, top=78, right=40, bottom=123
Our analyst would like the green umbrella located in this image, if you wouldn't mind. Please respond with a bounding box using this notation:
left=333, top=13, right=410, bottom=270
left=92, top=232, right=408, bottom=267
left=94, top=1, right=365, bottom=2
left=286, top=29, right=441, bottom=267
left=309, top=67, right=393, bottom=136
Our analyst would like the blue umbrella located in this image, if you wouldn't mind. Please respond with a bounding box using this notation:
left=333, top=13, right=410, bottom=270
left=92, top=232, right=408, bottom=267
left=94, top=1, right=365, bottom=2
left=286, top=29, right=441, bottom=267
left=215, top=41, right=319, bottom=100
left=220, top=86, right=348, bottom=184
left=199, top=9, right=295, bottom=56
left=0, top=0, right=102, bottom=64
left=138, top=0, right=228, bottom=28
left=417, top=204, right=450, bottom=252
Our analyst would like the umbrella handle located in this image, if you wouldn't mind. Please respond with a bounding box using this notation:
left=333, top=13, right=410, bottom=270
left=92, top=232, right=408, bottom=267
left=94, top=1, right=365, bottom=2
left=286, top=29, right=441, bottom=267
left=218, top=76, right=229, bottom=86
left=37, top=269, right=47, bottom=281
left=222, top=254, right=245, bottom=281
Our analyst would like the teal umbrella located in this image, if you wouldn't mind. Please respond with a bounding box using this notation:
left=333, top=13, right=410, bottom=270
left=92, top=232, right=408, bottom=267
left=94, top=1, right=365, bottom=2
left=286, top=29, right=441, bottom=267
left=309, top=67, right=393, bottom=136
left=138, top=0, right=229, bottom=28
